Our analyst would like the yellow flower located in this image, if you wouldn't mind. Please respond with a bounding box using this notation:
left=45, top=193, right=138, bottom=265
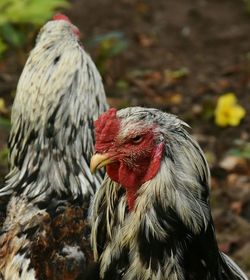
left=0, top=98, right=6, bottom=113
left=215, top=93, right=246, bottom=127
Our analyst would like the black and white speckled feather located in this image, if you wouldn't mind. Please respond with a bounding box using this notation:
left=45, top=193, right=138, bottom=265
left=91, top=107, right=248, bottom=280
left=0, top=17, right=107, bottom=280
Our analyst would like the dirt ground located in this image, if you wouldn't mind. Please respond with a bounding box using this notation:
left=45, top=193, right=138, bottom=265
left=0, top=0, right=250, bottom=276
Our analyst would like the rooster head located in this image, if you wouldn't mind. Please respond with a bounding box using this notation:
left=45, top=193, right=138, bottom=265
left=91, top=107, right=194, bottom=210
left=53, top=13, right=80, bottom=38
left=90, top=107, right=248, bottom=280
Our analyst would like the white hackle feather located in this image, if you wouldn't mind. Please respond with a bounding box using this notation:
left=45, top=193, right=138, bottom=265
left=0, top=17, right=107, bottom=279
left=91, top=107, right=248, bottom=280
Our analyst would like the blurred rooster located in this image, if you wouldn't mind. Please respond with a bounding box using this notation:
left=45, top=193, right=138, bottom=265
left=90, top=107, right=248, bottom=280
left=0, top=14, right=107, bottom=280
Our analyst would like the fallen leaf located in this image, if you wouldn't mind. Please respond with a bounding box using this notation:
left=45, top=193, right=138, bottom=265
left=167, top=92, right=183, bottom=105
left=135, top=2, right=150, bottom=14
left=233, top=242, right=250, bottom=272
left=219, top=242, right=231, bottom=254
left=192, top=104, right=203, bottom=115
left=230, top=201, right=243, bottom=215
left=164, top=67, right=189, bottom=84
left=136, top=34, right=154, bottom=47
left=219, top=156, right=248, bottom=173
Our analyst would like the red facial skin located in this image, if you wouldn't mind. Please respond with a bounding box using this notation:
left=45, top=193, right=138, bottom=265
left=53, top=13, right=80, bottom=38
left=95, top=108, right=164, bottom=211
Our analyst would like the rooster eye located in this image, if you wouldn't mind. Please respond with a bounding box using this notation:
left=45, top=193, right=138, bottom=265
left=131, top=135, right=143, bottom=144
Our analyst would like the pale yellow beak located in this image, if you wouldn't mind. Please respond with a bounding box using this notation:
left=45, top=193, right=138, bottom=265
left=90, top=153, right=114, bottom=173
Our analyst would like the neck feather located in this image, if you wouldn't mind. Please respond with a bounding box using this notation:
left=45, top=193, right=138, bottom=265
left=3, top=117, right=104, bottom=202
left=0, top=48, right=107, bottom=200
left=107, top=142, right=164, bottom=211
left=2, top=43, right=107, bottom=202
left=92, top=128, right=213, bottom=279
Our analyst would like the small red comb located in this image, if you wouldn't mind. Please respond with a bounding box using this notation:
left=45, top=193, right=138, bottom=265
left=95, top=108, right=120, bottom=151
left=53, top=13, right=71, bottom=23
left=53, top=13, right=81, bottom=38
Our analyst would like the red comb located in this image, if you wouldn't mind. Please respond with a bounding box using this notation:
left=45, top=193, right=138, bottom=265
left=95, top=108, right=120, bottom=152
left=53, top=13, right=81, bottom=38
left=53, top=13, right=71, bottom=23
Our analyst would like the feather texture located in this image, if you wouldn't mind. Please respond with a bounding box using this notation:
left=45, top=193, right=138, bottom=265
left=0, top=17, right=107, bottom=279
left=91, top=107, right=248, bottom=280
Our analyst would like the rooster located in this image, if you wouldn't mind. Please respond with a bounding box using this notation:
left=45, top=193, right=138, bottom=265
left=90, top=107, right=248, bottom=280
left=0, top=14, right=107, bottom=279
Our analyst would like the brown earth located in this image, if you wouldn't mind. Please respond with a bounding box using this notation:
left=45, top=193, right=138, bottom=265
left=0, top=0, right=250, bottom=276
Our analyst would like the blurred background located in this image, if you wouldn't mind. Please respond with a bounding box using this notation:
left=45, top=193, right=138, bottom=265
left=0, top=0, right=250, bottom=276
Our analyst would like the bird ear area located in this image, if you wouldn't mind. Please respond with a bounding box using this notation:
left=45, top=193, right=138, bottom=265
left=143, top=142, right=165, bottom=182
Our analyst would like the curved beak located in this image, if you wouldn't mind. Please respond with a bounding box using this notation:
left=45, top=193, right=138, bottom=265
left=90, top=153, right=114, bottom=173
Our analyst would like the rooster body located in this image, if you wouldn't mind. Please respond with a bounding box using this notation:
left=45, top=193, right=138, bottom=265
left=90, top=107, right=248, bottom=280
left=0, top=15, right=107, bottom=280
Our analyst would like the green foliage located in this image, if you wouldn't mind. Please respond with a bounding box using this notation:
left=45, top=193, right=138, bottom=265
left=0, top=0, right=69, bottom=57
left=0, top=147, right=9, bottom=163
left=90, top=32, right=128, bottom=56
left=164, top=67, right=189, bottom=80
left=115, top=79, right=129, bottom=90
left=244, top=0, right=250, bottom=13
left=0, top=38, right=7, bottom=58
left=89, top=32, right=128, bottom=74
left=0, top=117, right=11, bottom=129
left=228, top=140, right=250, bottom=160
left=0, top=22, right=26, bottom=48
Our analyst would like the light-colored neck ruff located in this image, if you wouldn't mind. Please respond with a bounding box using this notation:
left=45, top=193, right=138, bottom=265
left=1, top=20, right=108, bottom=203
left=91, top=142, right=211, bottom=279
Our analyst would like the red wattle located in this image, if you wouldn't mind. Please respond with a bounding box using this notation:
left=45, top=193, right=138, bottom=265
left=107, top=142, right=165, bottom=211
left=126, top=188, right=138, bottom=211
